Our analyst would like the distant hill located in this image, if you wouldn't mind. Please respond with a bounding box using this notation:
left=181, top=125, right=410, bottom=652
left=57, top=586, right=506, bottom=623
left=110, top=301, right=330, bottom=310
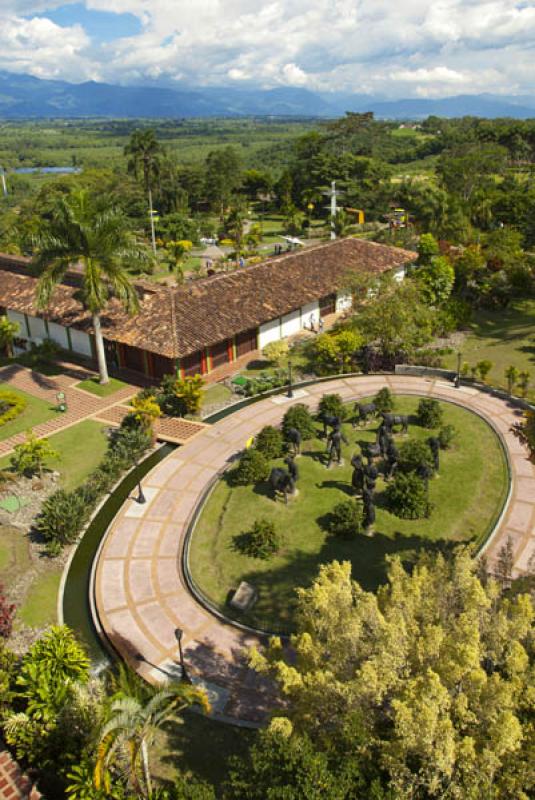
left=0, top=71, right=534, bottom=120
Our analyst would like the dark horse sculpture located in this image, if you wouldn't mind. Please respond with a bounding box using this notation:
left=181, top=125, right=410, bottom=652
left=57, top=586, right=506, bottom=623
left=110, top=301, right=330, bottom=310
left=318, top=412, right=341, bottom=438
left=269, top=467, right=295, bottom=504
left=353, top=402, right=376, bottom=427
left=382, top=412, right=409, bottom=434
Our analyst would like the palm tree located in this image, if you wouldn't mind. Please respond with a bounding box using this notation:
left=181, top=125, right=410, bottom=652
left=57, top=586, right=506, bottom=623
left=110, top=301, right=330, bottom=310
left=95, top=684, right=210, bottom=798
left=33, top=190, right=146, bottom=384
left=124, top=130, right=162, bottom=254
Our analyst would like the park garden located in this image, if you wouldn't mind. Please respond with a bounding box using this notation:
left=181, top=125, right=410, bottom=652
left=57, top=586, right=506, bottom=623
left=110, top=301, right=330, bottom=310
left=0, top=112, right=533, bottom=798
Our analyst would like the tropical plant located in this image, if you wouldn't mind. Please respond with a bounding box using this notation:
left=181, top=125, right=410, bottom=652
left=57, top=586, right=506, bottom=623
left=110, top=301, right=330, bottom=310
left=172, top=374, right=204, bottom=415
left=317, top=393, right=346, bottom=421
left=236, top=518, right=281, bottom=559
left=0, top=390, right=27, bottom=426
left=397, top=439, right=434, bottom=474
left=476, top=359, right=493, bottom=383
left=0, top=315, right=19, bottom=357
left=95, top=685, right=210, bottom=799
left=282, top=403, right=316, bottom=440
left=373, top=386, right=394, bottom=413
left=518, top=370, right=530, bottom=398
left=36, top=487, right=90, bottom=554
left=125, top=129, right=162, bottom=254
left=262, top=339, right=289, bottom=367
left=505, top=364, right=519, bottom=395
left=131, top=394, right=161, bottom=442
left=417, top=398, right=443, bottom=428
left=326, top=499, right=363, bottom=539
left=33, top=190, right=147, bottom=384
left=233, top=448, right=269, bottom=486
left=254, top=425, right=284, bottom=459
left=438, top=424, right=457, bottom=449
left=10, top=430, right=58, bottom=478
left=385, top=470, right=431, bottom=519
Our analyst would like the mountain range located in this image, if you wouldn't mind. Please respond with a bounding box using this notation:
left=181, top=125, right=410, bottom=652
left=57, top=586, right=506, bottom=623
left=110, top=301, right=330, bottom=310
left=1, top=71, right=534, bottom=120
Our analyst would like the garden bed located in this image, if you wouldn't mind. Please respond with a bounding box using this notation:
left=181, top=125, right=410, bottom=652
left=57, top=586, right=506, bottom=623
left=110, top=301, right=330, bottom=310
left=189, top=395, right=509, bottom=632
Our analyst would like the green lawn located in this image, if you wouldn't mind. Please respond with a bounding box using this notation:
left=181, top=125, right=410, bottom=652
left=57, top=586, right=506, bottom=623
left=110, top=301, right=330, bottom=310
left=189, top=396, right=508, bottom=632
left=0, top=386, right=57, bottom=441
left=76, top=376, right=129, bottom=397
left=203, top=383, right=233, bottom=407
left=0, top=525, right=30, bottom=575
left=443, top=299, right=535, bottom=399
left=0, top=419, right=109, bottom=491
left=18, top=569, right=61, bottom=628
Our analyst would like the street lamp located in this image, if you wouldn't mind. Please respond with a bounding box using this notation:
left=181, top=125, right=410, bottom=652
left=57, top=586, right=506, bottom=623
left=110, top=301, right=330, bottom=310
left=136, top=480, right=146, bottom=504
left=287, top=358, right=294, bottom=399
left=454, top=351, right=463, bottom=389
left=174, top=628, right=189, bottom=682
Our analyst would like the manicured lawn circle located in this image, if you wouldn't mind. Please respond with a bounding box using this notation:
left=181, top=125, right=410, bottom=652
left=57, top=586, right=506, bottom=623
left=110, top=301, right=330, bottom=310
left=189, top=396, right=508, bottom=632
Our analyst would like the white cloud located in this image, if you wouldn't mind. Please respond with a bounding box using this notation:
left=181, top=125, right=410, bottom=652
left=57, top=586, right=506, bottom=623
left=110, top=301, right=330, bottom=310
left=1, top=0, right=535, bottom=97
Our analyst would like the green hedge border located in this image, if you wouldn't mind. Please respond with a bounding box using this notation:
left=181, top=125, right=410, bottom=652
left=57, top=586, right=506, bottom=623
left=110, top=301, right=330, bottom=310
left=0, top=390, right=27, bottom=427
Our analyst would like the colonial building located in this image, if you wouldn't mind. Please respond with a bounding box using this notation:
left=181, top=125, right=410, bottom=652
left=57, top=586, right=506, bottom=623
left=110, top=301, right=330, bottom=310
left=0, top=238, right=415, bottom=382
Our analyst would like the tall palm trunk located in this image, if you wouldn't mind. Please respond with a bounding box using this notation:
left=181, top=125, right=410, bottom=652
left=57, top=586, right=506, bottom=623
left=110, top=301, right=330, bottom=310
left=140, top=739, right=152, bottom=799
left=92, top=313, right=109, bottom=384
left=148, top=187, right=156, bottom=255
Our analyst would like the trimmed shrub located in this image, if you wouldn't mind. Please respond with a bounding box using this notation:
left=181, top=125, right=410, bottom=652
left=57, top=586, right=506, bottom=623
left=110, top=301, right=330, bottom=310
left=373, top=387, right=394, bottom=413
left=326, top=499, right=363, bottom=539
left=36, top=488, right=90, bottom=555
left=438, top=424, right=457, bottom=449
left=255, top=426, right=284, bottom=459
left=10, top=431, right=58, bottom=478
left=0, top=391, right=26, bottom=427
left=262, top=339, right=289, bottom=366
left=398, top=439, right=434, bottom=474
left=477, top=360, right=493, bottom=383
left=236, top=518, right=281, bottom=559
left=318, top=394, right=346, bottom=421
left=233, top=448, right=269, bottom=486
left=417, top=398, right=443, bottom=428
left=282, top=403, right=316, bottom=440
left=385, top=472, right=432, bottom=519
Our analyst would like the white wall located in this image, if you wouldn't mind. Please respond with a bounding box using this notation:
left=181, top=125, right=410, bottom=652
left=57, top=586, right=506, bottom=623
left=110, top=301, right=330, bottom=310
left=69, top=327, right=92, bottom=358
left=6, top=310, right=28, bottom=337
left=47, top=321, right=69, bottom=350
left=336, top=292, right=352, bottom=312
left=301, top=301, right=319, bottom=329
left=26, top=315, right=47, bottom=341
left=281, top=310, right=300, bottom=338
left=258, top=318, right=281, bottom=349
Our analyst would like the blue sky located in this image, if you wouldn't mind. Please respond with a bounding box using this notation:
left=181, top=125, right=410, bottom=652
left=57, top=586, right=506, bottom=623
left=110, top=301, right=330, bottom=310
left=1, top=1, right=534, bottom=98
left=42, top=3, right=141, bottom=43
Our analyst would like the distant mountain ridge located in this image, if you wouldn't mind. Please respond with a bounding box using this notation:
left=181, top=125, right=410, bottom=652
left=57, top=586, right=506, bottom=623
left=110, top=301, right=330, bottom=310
left=0, top=71, right=534, bottom=119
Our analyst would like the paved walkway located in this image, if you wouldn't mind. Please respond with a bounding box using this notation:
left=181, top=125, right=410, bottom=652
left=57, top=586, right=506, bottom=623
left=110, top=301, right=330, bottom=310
left=0, top=745, right=41, bottom=799
left=94, top=375, right=535, bottom=724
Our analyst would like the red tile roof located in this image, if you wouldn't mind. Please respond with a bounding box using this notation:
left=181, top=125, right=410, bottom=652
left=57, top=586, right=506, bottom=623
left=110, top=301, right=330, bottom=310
left=0, top=238, right=415, bottom=360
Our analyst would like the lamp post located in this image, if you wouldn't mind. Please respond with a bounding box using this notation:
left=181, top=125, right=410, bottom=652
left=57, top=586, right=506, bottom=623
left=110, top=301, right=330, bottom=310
left=174, top=628, right=189, bottom=682
left=287, top=358, right=294, bottom=399
left=455, top=351, right=463, bottom=388
left=136, top=480, right=146, bottom=504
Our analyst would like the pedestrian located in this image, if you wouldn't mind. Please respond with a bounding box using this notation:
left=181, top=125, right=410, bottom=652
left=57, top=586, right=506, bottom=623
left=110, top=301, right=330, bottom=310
left=318, top=316, right=324, bottom=334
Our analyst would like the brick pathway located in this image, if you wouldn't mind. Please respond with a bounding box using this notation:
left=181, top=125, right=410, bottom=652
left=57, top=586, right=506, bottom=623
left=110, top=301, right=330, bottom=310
left=0, top=364, right=137, bottom=457
left=94, top=376, right=535, bottom=724
left=0, top=745, right=41, bottom=799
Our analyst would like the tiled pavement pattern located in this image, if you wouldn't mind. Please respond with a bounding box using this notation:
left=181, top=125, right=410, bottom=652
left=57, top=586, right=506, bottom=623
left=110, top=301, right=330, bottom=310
left=0, top=745, right=42, bottom=799
left=94, top=375, right=535, bottom=725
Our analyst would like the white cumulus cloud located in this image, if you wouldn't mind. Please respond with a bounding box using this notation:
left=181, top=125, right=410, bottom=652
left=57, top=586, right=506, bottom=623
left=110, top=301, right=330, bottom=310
left=0, top=0, right=534, bottom=97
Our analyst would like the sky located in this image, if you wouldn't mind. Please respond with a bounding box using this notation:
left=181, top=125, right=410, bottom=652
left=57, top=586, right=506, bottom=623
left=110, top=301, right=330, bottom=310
left=1, top=1, right=535, bottom=98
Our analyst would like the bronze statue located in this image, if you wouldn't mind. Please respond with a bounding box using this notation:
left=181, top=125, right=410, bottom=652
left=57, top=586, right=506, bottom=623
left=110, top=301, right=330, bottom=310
left=284, top=455, right=299, bottom=483
left=286, top=427, right=302, bottom=455
left=326, top=427, right=349, bottom=467
left=269, top=467, right=295, bottom=505
left=428, top=436, right=440, bottom=472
